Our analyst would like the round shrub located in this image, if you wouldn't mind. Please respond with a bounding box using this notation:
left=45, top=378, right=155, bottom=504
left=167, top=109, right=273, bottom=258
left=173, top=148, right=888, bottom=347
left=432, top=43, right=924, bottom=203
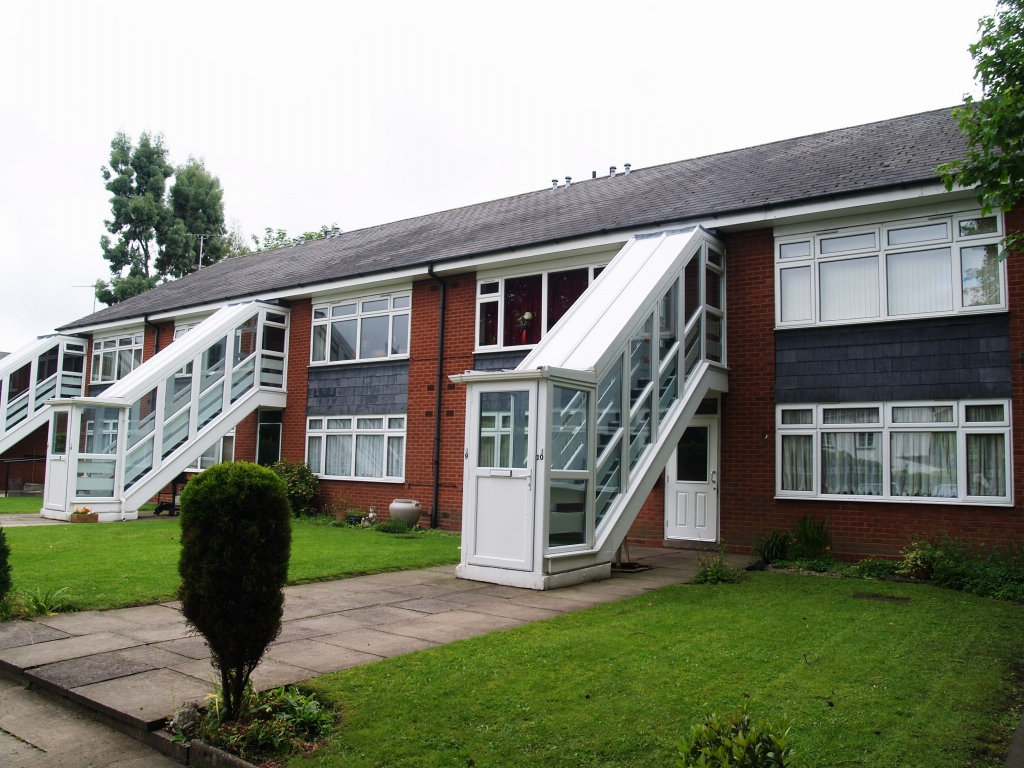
left=178, top=462, right=291, bottom=719
left=0, top=526, right=11, bottom=605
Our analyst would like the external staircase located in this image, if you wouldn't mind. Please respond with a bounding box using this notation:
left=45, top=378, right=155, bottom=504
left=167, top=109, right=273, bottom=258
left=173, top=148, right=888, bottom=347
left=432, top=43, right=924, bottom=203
left=42, top=302, right=289, bottom=521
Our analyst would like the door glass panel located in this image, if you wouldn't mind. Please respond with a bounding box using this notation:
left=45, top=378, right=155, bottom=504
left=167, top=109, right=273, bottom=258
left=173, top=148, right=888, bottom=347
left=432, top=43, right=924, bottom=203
left=677, top=427, right=708, bottom=482
left=551, top=387, right=588, bottom=471
left=478, top=391, right=529, bottom=468
left=549, top=479, right=586, bottom=548
left=51, top=412, right=69, bottom=454
left=257, top=423, right=282, bottom=466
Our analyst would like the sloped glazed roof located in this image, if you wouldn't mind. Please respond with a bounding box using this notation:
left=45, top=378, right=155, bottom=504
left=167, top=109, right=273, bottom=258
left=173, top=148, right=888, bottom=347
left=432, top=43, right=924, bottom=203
left=60, top=106, right=965, bottom=330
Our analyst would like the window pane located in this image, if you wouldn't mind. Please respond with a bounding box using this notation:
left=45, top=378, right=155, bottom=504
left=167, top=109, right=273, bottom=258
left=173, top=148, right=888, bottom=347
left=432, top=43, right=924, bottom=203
left=51, top=412, right=69, bottom=454
left=387, top=435, right=405, bottom=476
left=820, top=232, right=876, bottom=254
left=705, top=269, right=722, bottom=310
left=683, top=318, right=702, bottom=379
left=887, top=248, right=952, bottom=316
left=478, top=302, right=498, bottom=346
left=781, top=434, right=813, bottom=491
left=503, top=274, right=542, bottom=346
left=355, top=434, right=384, bottom=477
left=311, top=325, right=327, bottom=361
left=262, top=325, right=286, bottom=353
left=325, top=434, right=352, bottom=476
left=779, top=241, right=811, bottom=259
left=782, top=409, right=813, bottom=425
left=658, top=352, right=679, bottom=424
left=684, top=255, right=701, bottom=321
left=357, top=417, right=383, bottom=430
left=658, top=281, right=678, bottom=358
left=546, top=268, right=589, bottom=331
left=76, top=459, right=116, bottom=498
left=821, top=432, right=882, bottom=495
left=327, top=418, right=350, bottom=429
left=892, top=406, right=954, bottom=423
left=597, top=359, right=622, bottom=454
left=393, top=295, right=411, bottom=309
left=595, top=444, right=621, bottom=529
left=307, top=435, right=323, bottom=473
left=362, top=298, right=389, bottom=313
left=890, top=432, right=957, bottom=498
left=480, top=282, right=499, bottom=295
left=36, top=346, right=58, bottom=382
left=313, top=307, right=328, bottom=320
left=966, top=404, right=1004, bottom=422
left=360, top=315, right=389, bottom=358
left=101, top=351, right=116, bottom=381
left=308, top=418, right=323, bottom=430
left=9, top=362, right=31, bottom=399
left=961, top=244, right=1001, bottom=306
left=391, top=314, right=410, bottom=355
left=780, top=266, right=812, bottom=322
left=388, top=417, right=405, bottom=429
left=329, top=319, right=357, bottom=361
left=629, top=314, right=653, bottom=407
left=967, top=433, right=1006, bottom=496
left=478, top=391, right=529, bottom=468
left=549, top=479, right=587, bottom=548
left=332, top=303, right=356, bottom=317
left=200, top=338, right=227, bottom=392
left=888, top=222, right=948, bottom=246
left=705, top=314, right=722, bottom=363
left=629, top=393, right=652, bottom=471
left=117, top=348, right=135, bottom=379
left=707, top=249, right=723, bottom=268
left=63, top=353, right=84, bottom=373
left=551, top=387, right=588, bottom=471
left=233, top=315, right=258, bottom=366
left=823, top=407, right=879, bottom=424
left=676, top=426, right=708, bottom=482
left=819, top=257, right=879, bottom=321
left=959, top=217, right=998, bottom=237
left=164, top=370, right=192, bottom=419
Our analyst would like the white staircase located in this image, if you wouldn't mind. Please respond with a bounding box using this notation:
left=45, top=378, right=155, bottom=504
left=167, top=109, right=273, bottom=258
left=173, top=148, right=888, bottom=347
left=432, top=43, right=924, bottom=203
left=0, top=336, right=87, bottom=457
left=453, top=227, right=728, bottom=589
left=42, top=302, right=289, bottom=521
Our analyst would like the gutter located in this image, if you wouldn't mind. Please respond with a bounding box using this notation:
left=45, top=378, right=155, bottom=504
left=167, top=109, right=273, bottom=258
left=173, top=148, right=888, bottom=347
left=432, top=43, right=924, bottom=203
left=427, top=263, right=446, bottom=530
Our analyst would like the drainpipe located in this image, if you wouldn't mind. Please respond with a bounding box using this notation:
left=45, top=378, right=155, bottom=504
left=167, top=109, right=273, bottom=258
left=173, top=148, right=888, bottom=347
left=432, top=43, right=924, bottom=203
left=143, top=315, right=161, bottom=356
left=427, top=263, right=447, bottom=529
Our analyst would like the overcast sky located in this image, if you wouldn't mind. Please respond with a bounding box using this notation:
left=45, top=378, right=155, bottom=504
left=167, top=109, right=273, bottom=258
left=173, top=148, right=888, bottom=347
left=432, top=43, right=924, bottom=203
left=0, top=0, right=996, bottom=352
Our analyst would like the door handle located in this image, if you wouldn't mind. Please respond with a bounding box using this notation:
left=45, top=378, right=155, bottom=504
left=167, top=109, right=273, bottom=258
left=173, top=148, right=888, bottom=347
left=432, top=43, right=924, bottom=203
left=711, top=470, right=717, bottom=489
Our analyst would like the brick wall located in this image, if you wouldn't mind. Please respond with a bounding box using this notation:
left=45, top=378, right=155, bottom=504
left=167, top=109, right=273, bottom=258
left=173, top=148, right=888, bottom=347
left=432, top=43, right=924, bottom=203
left=626, top=471, right=666, bottom=546
left=280, top=299, right=311, bottom=467
left=0, top=424, right=47, bottom=489
left=719, top=223, right=1024, bottom=559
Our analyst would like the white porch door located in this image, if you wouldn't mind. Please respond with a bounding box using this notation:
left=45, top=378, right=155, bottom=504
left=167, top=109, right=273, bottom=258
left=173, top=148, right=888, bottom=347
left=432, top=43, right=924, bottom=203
left=664, top=417, right=719, bottom=542
left=45, top=409, right=71, bottom=509
left=467, top=385, right=536, bottom=571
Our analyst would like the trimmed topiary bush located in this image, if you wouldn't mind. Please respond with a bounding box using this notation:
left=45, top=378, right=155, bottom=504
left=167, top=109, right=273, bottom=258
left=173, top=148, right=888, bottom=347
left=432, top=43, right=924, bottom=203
left=271, top=459, right=320, bottom=516
left=178, top=462, right=292, bottom=720
left=0, top=526, right=11, bottom=606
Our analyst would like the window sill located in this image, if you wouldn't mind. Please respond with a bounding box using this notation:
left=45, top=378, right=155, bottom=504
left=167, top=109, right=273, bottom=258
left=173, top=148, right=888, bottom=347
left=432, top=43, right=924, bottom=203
left=316, top=475, right=406, bottom=484
left=473, top=345, right=538, bottom=355
left=775, top=306, right=1009, bottom=331
left=309, top=355, right=410, bottom=368
left=775, top=493, right=1013, bottom=507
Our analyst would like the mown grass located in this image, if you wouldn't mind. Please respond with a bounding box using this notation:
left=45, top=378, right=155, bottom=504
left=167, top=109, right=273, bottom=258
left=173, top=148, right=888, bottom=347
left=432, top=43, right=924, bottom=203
left=0, top=496, right=43, bottom=513
left=2, top=518, right=460, bottom=611
left=295, top=574, right=1024, bottom=768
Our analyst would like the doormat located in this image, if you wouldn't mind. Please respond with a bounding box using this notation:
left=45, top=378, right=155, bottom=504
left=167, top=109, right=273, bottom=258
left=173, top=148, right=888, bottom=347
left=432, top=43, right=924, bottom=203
left=611, top=562, right=654, bottom=573
left=853, top=593, right=910, bottom=604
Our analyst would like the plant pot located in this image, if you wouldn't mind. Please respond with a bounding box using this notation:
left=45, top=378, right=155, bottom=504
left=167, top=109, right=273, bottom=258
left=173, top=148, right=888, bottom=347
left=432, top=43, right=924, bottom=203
left=347, top=515, right=364, bottom=526
left=389, top=499, right=422, bottom=527
left=70, top=513, right=99, bottom=523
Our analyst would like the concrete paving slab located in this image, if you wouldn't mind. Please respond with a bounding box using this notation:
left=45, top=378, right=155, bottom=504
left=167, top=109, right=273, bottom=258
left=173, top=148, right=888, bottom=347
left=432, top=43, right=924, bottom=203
left=31, top=612, right=142, bottom=636
left=499, top=592, right=597, bottom=613
left=113, top=622, right=191, bottom=644
left=264, top=639, right=380, bottom=674
left=0, top=620, right=70, bottom=651
left=316, top=628, right=438, bottom=657
left=102, top=605, right=182, bottom=625
left=337, top=604, right=431, bottom=626
left=373, top=619, right=490, bottom=644
left=0, top=632, right=140, bottom=670
left=28, top=651, right=154, bottom=690
left=429, top=590, right=518, bottom=609
left=389, top=597, right=460, bottom=615
left=249, top=659, right=317, bottom=690
left=71, top=669, right=214, bottom=730
left=152, top=636, right=209, bottom=660
left=275, top=622, right=332, bottom=643
left=285, top=612, right=367, bottom=637
left=420, top=610, right=526, bottom=632
left=457, top=600, right=563, bottom=623
left=111, top=645, right=197, bottom=670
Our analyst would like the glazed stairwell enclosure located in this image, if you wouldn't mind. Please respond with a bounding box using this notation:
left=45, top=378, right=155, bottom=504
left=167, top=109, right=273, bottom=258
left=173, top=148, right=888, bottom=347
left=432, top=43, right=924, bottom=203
left=453, top=228, right=729, bottom=589
left=42, top=302, right=289, bottom=521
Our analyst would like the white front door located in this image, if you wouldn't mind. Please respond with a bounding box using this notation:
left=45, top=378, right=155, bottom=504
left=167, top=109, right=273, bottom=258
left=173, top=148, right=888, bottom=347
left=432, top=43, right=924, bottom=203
left=665, top=417, right=719, bottom=541
left=44, top=409, right=71, bottom=510
left=467, top=385, right=536, bottom=571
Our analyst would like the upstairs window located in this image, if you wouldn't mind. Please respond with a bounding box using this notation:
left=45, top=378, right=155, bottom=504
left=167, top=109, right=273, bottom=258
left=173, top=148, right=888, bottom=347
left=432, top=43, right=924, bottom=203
left=311, top=291, right=411, bottom=364
left=776, top=212, right=1005, bottom=328
left=91, top=332, right=144, bottom=383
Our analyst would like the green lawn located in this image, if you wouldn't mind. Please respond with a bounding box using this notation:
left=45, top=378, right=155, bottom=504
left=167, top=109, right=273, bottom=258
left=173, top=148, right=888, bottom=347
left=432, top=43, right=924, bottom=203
left=2, top=519, right=460, bottom=611
left=295, top=574, right=1023, bottom=768
left=0, top=496, right=43, bottom=513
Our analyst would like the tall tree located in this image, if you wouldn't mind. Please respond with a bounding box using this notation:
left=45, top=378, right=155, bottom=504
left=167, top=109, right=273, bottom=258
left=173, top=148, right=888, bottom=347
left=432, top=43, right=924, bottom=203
left=939, top=0, right=1024, bottom=252
left=159, top=157, right=227, bottom=277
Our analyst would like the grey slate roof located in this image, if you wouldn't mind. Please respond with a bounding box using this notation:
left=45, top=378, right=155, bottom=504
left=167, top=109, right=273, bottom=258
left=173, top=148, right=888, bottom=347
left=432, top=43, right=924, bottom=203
left=60, top=106, right=967, bottom=331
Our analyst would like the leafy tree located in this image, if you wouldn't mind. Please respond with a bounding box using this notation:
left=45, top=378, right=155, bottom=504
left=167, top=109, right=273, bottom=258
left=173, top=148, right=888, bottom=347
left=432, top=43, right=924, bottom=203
left=224, top=219, right=252, bottom=259
left=178, top=462, right=291, bottom=720
left=158, top=157, right=227, bottom=277
left=939, top=0, right=1024, bottom=252
left=251, top=223, right=341, bottom=252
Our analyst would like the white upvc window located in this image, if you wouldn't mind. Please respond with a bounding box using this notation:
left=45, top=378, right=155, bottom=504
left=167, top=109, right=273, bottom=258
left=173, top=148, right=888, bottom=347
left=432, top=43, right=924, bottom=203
left=310, top=291, right=411, bottom=365
left=776, top=211, right=1006, bottom=328
left=305, top=414, right=406, bottom=482
left=776, top=399, right=1012, bottom=505
left=476, top=264, right=607, bottom=351
left=91, top=331, right=144, bottom=383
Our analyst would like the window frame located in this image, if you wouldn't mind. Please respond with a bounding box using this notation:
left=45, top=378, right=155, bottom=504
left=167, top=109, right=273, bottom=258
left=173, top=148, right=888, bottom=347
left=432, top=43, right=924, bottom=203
left=475, top=263, right=607, bottom=352
left=776, top=399, right=1013, bottom=505
left=775, top=211, right=1006, bottom=329
left=305, top=413, right=407, bottom=482
left=90, top=331, right=144, bottom=384
left=309, top=290, right=412, bottom=366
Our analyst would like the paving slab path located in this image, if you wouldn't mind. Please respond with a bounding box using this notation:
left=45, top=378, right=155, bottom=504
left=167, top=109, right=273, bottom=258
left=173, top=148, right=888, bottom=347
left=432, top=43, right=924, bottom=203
left=0, top=546, right=742, bottom=764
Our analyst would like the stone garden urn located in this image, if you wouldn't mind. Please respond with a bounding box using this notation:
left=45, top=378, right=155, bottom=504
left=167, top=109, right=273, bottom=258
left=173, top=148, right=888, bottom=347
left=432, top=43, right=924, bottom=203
left=389, top=499, right=422, bottom=527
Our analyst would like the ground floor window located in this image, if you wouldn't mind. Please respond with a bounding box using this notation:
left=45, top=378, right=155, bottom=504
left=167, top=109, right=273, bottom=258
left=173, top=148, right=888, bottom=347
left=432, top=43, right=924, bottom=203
left=306, top=414, right=406, bottom=481
left=776, top=400, right=1011, bottom=504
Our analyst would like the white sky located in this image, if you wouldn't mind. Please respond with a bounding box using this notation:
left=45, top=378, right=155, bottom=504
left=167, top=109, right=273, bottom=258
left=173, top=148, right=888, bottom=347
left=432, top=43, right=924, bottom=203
left=0, top=0, right=995, bottom=352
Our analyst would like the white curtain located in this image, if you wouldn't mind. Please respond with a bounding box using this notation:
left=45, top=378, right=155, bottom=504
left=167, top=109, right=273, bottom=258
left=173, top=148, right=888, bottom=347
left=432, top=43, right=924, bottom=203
left=387, top=436, right=404, bottom=477
left=325, top=434, right=352, bottom=476
left=966, top=404, right=1004, bottom=423
left=886, top=248, right=953, bottom=316
left=823, top=407, right=878, bottom=425
left=967, top=433, right=1006, bottom=496
left=819, top=257, right=879, bottom=321
left=780, top=267, right=812, bottom=322
left=892, top=406, right=954, bottom=424
left=821, top=432, right=882, bottom=495
left=781, top=435, right=814, bottom=491
left=355, top=434, right=384, bottom=477
left=307, top=435, right=322, bottom=475
left=890, top=432, right=957, bottom=497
